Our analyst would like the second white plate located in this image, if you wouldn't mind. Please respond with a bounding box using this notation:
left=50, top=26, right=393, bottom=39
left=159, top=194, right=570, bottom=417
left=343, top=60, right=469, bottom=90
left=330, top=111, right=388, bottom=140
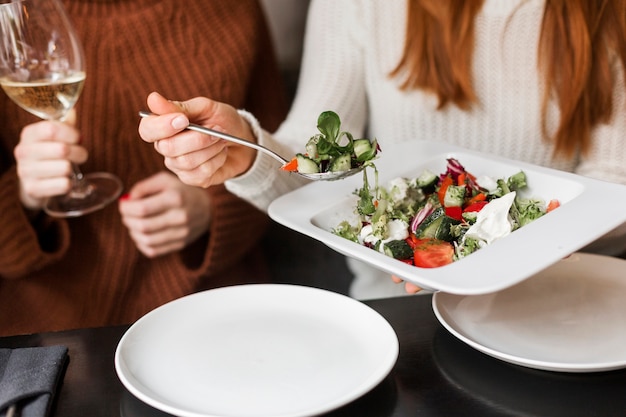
left=433, top=253, right=626, bottom=372
left=115, top=284, right=399, bottom=417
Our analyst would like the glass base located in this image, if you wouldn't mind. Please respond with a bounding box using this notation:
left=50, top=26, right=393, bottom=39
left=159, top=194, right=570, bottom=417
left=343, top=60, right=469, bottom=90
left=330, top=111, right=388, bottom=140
left=44, top=172, right=123, bottom=218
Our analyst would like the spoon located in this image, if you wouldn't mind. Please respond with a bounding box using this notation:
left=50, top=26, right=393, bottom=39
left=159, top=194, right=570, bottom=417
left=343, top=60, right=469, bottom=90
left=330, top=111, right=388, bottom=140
left=139, top=111, right=366, bottom=181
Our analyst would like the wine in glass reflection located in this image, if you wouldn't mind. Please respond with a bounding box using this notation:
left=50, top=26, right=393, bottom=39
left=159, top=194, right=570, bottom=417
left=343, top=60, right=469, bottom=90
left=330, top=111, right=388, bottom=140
left=0, top=0, right=122, bottom=217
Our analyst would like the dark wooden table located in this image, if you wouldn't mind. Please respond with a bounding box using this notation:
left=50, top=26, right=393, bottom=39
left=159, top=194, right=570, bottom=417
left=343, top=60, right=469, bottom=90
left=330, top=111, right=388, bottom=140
left=2, top=293, right=625, bottom=417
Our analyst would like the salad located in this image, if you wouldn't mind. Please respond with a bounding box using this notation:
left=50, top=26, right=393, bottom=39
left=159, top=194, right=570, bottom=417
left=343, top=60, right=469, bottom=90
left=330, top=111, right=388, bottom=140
left=332, top=158, right=560, bottom=268
left=281, top=111, right=379, bottom=174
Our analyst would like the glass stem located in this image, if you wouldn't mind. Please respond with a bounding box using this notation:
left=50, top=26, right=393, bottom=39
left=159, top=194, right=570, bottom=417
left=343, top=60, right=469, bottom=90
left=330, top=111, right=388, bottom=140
left=69, top=163, right=92, bottom=198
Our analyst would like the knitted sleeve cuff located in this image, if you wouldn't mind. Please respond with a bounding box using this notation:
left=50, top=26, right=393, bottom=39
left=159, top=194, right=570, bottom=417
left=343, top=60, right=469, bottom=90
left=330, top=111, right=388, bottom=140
left=225, top=110, right=308, bottom=212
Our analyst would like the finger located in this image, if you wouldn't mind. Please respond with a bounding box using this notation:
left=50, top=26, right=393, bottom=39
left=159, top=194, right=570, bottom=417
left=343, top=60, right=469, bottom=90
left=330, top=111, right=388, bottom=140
left=404, top=282, right=423, bottom=294
left=125, top=171, right=176, bottom=200
left=15, top=141, right=88, bottom=165
left=391, top=275, right=403, bottom=283
left=135, top=238, right=186, bottom=258
left=160, top=139, right=228, bottom=173
left=152, top=129, right=224, bottom=159
left=138, top=112, right=189, bottom=143
left=147, top=92, right=222, bottom=123
left=20, top=120, right=80, bottom=145
left=19, top=158, right=76, bottom=200
left=17, top=122, right=87, bottom=167
left=17, top=158, right=74, bottom=179
left=120, top=191, right=183, bottom=220
left=146, top=91, right=187, bottom=115
left=128, top=226, right=186, bottom=253
left=122, top=213, right=168, bottom=235
left=166, top=149, right=229, bottom=189
left=146, top=91, right=229, bottom=129
left=21, top=175, right=72, bottom=199
left=140, top=92, right=208, bottom=143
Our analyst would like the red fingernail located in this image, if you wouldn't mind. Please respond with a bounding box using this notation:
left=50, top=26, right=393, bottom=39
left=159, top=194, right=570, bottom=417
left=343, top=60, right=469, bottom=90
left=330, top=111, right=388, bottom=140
left=119, top=193, right=130, bottom=201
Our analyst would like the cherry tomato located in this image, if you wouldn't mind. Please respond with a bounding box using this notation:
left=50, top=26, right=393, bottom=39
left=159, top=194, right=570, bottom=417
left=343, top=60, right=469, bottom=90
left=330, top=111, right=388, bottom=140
left=412, top=238, right=454, bottom=268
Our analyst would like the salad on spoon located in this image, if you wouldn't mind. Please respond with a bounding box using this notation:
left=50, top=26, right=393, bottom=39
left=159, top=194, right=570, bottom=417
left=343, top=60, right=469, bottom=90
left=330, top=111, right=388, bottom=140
left=280, top=110, right=379, bottom=180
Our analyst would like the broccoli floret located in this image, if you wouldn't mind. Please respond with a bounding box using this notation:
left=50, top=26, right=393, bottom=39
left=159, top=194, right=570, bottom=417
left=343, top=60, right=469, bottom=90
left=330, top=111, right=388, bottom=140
left=507, top=171, right=527, bottom=191
left=449, top=223, right=469, bottom=239
left=516, top=198, right=546, bottom=227
left=456, top=236, right=483, bottom=259
left=461, top=211, right=478, bottom=224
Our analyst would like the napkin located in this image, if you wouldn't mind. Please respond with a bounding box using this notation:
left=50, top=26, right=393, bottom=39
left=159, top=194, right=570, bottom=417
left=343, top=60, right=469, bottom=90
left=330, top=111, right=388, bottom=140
left=0, top=345, right=68, bottom=417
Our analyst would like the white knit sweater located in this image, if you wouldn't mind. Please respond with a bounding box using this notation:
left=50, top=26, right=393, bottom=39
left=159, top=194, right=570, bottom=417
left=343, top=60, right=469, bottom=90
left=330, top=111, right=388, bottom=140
left=227, top=0, right=626, bottom=297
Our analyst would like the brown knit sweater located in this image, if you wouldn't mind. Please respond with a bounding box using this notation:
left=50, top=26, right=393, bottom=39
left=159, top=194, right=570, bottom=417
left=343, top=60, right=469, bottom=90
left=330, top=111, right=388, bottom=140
left=0, top=0, right=288, bottom=336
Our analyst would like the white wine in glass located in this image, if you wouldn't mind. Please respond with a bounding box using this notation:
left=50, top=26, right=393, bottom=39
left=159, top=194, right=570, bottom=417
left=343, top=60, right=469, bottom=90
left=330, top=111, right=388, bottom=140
left=0, top=0, right=122, bottom=217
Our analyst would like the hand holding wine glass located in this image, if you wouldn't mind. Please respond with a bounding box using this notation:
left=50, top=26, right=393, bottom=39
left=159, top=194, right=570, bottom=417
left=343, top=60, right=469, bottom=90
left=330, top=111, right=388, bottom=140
left=0, top=0, right=122, bottom=217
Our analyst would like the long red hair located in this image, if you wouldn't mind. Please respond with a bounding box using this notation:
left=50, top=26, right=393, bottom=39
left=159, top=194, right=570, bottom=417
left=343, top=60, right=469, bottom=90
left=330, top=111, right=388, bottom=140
left=390, top=0, right=626, bottom=157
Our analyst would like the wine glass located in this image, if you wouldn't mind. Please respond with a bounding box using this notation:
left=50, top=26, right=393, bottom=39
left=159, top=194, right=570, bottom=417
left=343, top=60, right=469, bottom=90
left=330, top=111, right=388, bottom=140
left=0, top=0, right=122, bottom=217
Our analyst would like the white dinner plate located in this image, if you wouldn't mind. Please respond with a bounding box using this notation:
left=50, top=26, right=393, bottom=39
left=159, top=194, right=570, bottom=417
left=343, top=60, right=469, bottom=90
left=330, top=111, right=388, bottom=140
left=268, top=140, right=626, bottom=295
left=432, top=253, right=626, bottom=372
left=115, top=284, right=399, bottom=417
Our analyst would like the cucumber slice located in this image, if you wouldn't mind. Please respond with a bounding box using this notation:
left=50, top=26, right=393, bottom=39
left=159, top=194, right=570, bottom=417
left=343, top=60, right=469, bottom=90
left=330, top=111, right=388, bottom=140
left=415, top=169, right=438, bottom=190
left=434, top=216, right=461, bottom=241
left=383, top=239, right=413, bottom=260
left=354, top=139, right=373, bottom=159
left=414, top=208, right=460, bottom=241
left=296, top=154, right=320, bottom=174
left=415, top=207, right=444, bottom=238
left=305, top=137, right=319, bottom=158
left=329, top=153, right=352, bottom=172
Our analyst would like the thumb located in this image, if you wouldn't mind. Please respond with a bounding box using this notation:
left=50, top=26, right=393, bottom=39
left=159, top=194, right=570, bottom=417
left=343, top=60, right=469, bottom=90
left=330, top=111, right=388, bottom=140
left=146, top=91, right=185, bottom=115
left=146, top=91, right=220, bottom=123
